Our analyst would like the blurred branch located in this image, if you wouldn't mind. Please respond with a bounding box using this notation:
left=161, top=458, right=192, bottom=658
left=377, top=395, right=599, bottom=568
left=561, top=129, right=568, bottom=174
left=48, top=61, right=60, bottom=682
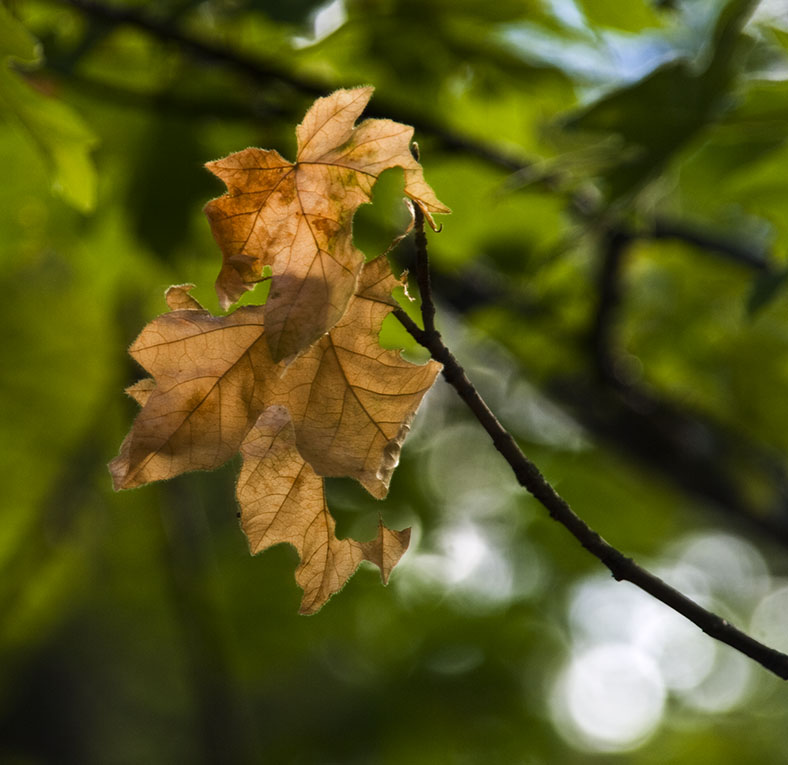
left=589, top=227, right=633, bottom=385
left=581, top=222, right=788, bottom=547
left=53, top=0, right=775, bottom=272
left=575, top=210, right=772, bottom=274
left=52, top=0, right=529, bottom=172
left=41, top=67, right=271, bottom=121
left=551, top=376, right=788, bottom=547
left=395, top=218, right=788, bottom=681
left=649, top=217, right=771, bottom=270
left=53, top=0, right=327, bottom=94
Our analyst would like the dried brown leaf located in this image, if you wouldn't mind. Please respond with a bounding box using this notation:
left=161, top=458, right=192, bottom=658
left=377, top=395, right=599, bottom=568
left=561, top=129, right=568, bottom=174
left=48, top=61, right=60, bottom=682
left=164, top=282, right=203, bottom=311
left=125, top=377, right=156, bottom=406
left=270, top=255, right=442, bottom=498
left=108, top=292, right=275, bottom=489
left=110, top=258, right=438, bottom=502
left=239, top=406, right=410, bottom=614
left=111, top=89, right=448, bottom=611
left=204, top=86, right=449, bottom=362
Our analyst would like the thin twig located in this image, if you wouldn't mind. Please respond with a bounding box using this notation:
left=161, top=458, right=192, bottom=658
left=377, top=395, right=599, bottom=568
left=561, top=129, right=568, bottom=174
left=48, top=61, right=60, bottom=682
left=394, top=240, right=788, bottom=682
left=412, top=206, right=437, bottom=336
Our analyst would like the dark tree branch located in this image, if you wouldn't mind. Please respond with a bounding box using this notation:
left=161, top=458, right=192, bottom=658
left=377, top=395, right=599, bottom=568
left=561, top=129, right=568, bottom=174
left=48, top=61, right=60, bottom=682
left=589, top=227, right=634, bottom=385
left=650, top=217, right=771, bottom=271
left=412, top=206, right=437, bottom=337
left=394, top=229, right=788, bottom=680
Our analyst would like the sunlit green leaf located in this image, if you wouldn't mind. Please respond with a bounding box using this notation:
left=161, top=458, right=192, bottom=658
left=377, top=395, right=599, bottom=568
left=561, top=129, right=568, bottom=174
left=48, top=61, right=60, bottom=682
left=0, top=7, right=97, bottom=211
left=562, top=0, right=757, bottom=200
left=576, top=0, right=665, bottom=32
left=0, top=4, right=41, bottom=64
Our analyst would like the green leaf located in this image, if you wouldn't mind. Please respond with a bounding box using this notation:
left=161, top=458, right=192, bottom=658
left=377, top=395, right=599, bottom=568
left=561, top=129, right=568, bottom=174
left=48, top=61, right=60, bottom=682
left=0, top=4, right=41, bottom=64
left=561, top=0, right=757, bottom=201
left=0, top=8, right=97, bottom=212
left=576, top=0, right=665, bottom=32
left=747, top=268, right=788, bottom=317
left=0, top=69, right=98, bottom=211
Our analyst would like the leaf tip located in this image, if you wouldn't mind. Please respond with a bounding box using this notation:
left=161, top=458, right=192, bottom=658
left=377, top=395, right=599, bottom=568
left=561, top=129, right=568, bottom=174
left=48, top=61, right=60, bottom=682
left=365, top=520, right=411, bottom=585
left=165, top=283, right=202, bottom=311
left=125, top=378, right=155, bottom=406
left=107, top=454, right=130, bottom=492
left=297, top=599, right=323, bottom=616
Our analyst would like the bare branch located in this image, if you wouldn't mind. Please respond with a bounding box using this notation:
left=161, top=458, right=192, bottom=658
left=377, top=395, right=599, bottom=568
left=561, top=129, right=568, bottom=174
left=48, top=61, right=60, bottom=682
left=411, top=205, right=437, bottom=337
left=394, top=243, right=788, bottom=681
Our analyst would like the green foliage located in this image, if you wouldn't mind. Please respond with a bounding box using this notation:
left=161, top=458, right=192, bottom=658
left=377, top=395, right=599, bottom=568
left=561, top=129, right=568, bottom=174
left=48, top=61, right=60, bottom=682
left=563, top=0, right=756, bottom=201
left=5, top=0, right=788, bottom=762
left=0, top=3, right=96, bottom=211
left=576, top=0, right=664, bottom=31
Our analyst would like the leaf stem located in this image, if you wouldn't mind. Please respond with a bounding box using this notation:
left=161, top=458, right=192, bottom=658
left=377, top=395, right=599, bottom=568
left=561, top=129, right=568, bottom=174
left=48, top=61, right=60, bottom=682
left=412, top=205, right=437, bottom=336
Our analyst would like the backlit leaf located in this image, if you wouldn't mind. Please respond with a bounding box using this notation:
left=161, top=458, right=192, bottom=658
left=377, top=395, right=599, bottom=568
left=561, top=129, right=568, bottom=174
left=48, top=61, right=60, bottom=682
left=271, top=255, right=441, bottom=498
left=112, top=90, right=446, bottom=612
left=239, top=406, right=410, bottom=615
left=204, top=86, right=449, bottom=362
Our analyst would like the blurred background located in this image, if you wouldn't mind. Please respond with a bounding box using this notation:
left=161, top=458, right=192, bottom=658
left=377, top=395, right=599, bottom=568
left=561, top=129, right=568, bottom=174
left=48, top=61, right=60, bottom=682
left=4, top=0, right=788, bottom=762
